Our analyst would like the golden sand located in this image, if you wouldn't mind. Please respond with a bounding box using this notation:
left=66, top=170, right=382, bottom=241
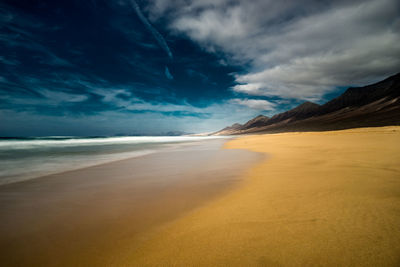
left=127, top=127, right=400, bottom=266
left=0, top=140, right=261, bottom=266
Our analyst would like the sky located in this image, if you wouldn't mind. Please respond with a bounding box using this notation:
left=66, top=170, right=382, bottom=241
left=0, top=0, right=399, bottom=136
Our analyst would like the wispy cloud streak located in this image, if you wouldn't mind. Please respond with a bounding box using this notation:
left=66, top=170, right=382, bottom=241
left=130, top=0, right=173, bottom=60
left=165, top=66, right=173, bottom=80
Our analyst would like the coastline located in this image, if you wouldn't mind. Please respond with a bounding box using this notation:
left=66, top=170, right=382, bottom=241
left=127, top=126, right=400, bottom=266
left=0, top=139, right=262, bottom=266
left=0, top=136, right=227, bottom=186
left=1, top=127, right=399, bottom=266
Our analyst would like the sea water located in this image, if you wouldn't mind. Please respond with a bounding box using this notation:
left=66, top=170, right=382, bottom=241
left=0, top=136, right=225, bottom=185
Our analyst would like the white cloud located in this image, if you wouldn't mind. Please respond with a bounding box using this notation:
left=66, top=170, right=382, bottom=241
left=40, top=90, right=88, bottom=103
left=229, top=98, right=275, bottom=111
left=148, top=0, right=400, bottom=100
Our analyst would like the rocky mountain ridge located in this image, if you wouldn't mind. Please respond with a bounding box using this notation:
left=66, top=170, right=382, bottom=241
left=214, top=73, right=400, bottom=135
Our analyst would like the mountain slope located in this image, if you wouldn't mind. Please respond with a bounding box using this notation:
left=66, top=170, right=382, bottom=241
left=317, top=73, right=400, bottom=116
left=214, top=72, right=400, bottom=135
left=267, top=101, right=320, bottom=125
left=241, top=115, right=270, bottom=129
left=218, top=123, right=243, bottom=133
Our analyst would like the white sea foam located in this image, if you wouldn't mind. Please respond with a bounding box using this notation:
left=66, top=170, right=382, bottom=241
left=0, top=136, right=228, bottom=185
left=0, top=136, right=225, bottom=149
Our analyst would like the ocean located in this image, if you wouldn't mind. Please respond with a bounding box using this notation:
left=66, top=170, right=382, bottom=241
left=0, top=136, right=226, bottom=185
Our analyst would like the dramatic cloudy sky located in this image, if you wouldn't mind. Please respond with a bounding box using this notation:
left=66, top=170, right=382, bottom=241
left=1, top=0, right=399, bottom=136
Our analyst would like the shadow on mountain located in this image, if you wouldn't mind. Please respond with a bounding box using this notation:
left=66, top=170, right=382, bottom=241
left=215, top=73, right=400, bottom=135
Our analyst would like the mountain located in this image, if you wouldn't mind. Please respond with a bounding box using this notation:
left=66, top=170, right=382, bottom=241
left=266, top=101, right=320, bottom=125
left=218, top=123, right=243, bottom=133
left=316, top=73, right=400, bottom=116
left=214, top=73, right=400, bottom=135
left=241, top=115, right=270, bottom=129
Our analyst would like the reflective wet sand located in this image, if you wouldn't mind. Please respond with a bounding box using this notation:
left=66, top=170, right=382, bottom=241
left=0, top=140, right=262, bottom=266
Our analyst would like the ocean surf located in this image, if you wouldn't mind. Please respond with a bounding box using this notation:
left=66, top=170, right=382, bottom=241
left=0, top=136, right=226, bottom=185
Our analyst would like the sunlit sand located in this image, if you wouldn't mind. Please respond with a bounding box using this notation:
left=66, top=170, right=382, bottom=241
left=1, top=128, right=399, bottom=266
left=0, top=140, right=261, bottom=266
left=128, top=127, right=400, bottom=266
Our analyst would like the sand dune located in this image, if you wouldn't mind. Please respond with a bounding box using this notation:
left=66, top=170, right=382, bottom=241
left=128, top=127, right=400, bottom=266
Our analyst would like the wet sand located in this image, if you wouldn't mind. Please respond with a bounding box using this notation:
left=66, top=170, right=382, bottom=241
left=0, top=140, right=262, bottom=266
left=128, top=127, right=400, bottom=266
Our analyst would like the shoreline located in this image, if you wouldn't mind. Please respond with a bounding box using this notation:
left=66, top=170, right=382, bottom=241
left=1, top=127, right=399, bottom=265
left=0, top=139, right=262, bottom=266
left=0, top=137, right=228, bottom=186
left=127, top=126, right=400, bottom=266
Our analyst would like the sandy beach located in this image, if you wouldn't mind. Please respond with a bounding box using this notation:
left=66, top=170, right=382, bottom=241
left=127, top=127, right=400, bottom=266
left=0, top=140, right=261, bottom=266
left=1, top=127, right=400, bottom=266
left=2, top=0, right=399, bottom=265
